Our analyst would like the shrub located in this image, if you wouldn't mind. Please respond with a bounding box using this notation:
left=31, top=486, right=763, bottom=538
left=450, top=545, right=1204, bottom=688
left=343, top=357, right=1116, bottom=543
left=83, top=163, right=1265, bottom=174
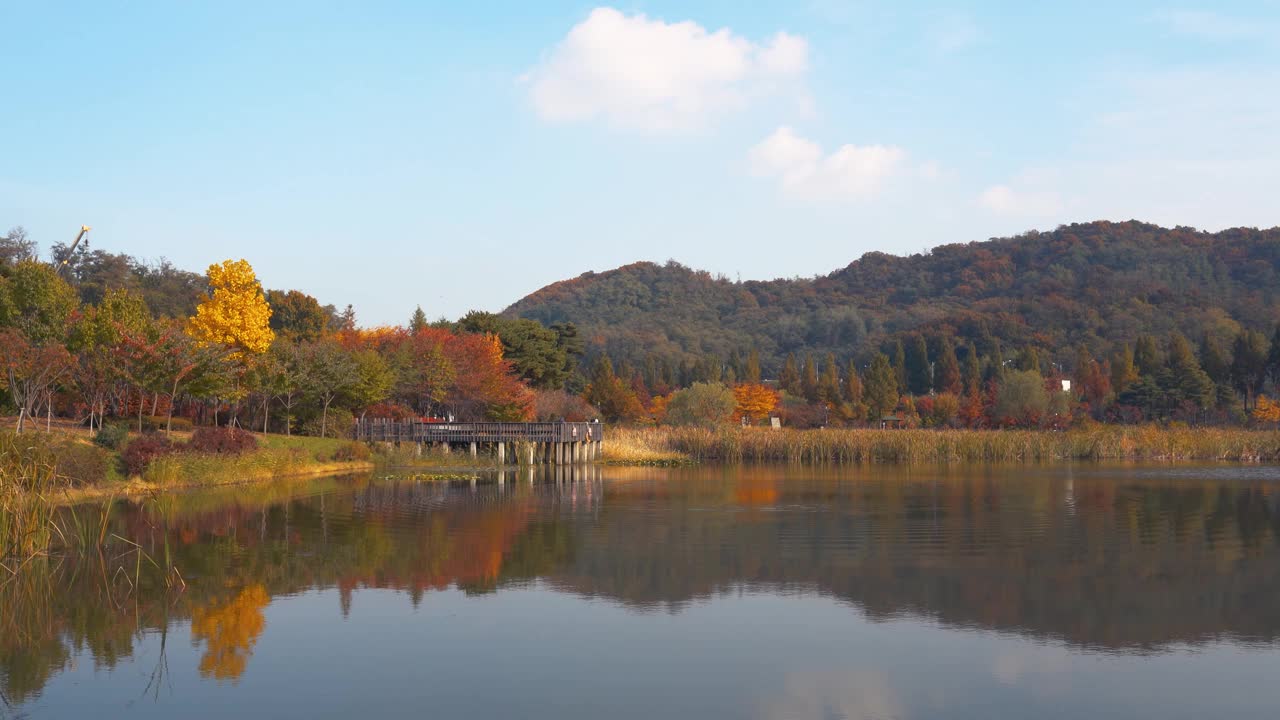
left=93, top=423, right=129, bottom=450
left=121, top=434, right=177, bottom=476
left=300, top=408, right=355, bottom=439
left=533, top=390, right=599, bottom=422
left=332, top=441, right=372, bottom=462
left=53, top=442, right=110, bottom=486
left=189, top=426, right=259, bottom=455
left=138, top=415, right=194, bottom=433
left=664, top=382, right=737, bottom=427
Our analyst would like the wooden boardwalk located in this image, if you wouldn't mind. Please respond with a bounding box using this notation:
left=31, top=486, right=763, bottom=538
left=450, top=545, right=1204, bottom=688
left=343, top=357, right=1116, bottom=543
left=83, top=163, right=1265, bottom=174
left=354, top=420, right=604, bottom=465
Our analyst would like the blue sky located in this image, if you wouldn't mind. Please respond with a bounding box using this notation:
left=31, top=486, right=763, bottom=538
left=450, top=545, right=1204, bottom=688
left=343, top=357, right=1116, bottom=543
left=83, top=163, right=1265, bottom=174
left=3, top=1, right=1278, bottom=325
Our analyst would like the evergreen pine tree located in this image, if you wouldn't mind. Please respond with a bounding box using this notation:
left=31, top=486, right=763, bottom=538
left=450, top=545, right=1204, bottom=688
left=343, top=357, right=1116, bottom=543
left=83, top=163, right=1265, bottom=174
left=1231, top=330, right=1269, bottom=408
left=744, top=349, right=762, bottom=385
left=960, top=342, right=981, bottom=394
left=820, top=353, right=842, bottom=404
left=409, top=306, right=427, bottom=333
left=1200, top=334, right=1230, bottom=384
left=1134, top=335, right=1162, bottom=377
left=844, top=359, right=863, bottom=405
left=933, top=338, right=961, bottom=394
left=1111, top=344, right=1138, bottom=392
left=890, top=340, right=907, bottom=390
left=863, top=353, right=899, bottom=421
left=801, top=354, right=820, bottom=402
left=779, top=353, right=801, bottom=395
left=1267, top=323, right=1280, bottom=386
left=1165, top=333, right=1215, bottom=411
left=905, top=335, right=931, bottom=395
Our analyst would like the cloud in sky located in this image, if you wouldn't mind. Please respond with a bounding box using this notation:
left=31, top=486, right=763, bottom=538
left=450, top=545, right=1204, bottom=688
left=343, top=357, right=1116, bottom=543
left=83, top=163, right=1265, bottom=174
left=750, top=126, right=907, bottom=199
left=978, top=184, right=1063, bottom=217
left=525, top=7, right=808, bottom=132
left=1151, top=9, right=1272, bottom=40
left=926, top=11, right=982, bottom=53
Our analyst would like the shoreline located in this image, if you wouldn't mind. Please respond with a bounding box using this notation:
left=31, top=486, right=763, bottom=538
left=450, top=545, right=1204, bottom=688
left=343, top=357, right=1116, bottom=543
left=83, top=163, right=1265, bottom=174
left=51, top=460, right=377, bottom=504
left=602, top=426, right=1280, bottom=465
left=11, top=425, right=1280, bottom=508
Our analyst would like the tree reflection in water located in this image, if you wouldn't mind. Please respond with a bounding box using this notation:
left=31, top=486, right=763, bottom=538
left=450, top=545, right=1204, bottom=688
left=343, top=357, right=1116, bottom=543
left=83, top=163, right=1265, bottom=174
left=2, top=464, right=1279, bottom=701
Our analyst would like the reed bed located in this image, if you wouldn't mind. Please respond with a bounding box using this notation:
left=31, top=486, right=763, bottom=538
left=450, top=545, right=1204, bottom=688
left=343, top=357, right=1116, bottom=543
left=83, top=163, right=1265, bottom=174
left=599, top=429, right=693, bottom=466
left=1, top=432, right=165, bottom=581
left=142, top=446, right=368, bottom=486
left=604, top=426, right=1280, bottom=465
left=2, top=432, right=67, bottom=563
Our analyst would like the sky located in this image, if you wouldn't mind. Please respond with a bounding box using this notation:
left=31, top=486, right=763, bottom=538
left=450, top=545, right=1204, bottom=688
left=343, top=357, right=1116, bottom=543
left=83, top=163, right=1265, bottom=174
left=3, top=1, right=1279, bottom=326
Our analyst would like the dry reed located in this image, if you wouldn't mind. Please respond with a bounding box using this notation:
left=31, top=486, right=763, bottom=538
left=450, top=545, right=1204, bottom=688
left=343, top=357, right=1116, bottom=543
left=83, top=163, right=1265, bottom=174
left=604, top=426, right=1280, bottom=465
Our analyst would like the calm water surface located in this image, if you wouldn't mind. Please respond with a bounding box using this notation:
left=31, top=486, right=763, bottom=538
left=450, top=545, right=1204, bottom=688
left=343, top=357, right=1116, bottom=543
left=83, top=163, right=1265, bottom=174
left=5, top=464, right=1280, bottom=719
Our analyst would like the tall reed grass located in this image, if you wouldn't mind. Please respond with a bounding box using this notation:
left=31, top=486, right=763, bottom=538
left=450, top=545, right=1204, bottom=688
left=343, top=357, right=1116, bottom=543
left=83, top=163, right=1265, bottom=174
left=2, top=432, right=63, bottom=563
left=604, top=426, right=1280, bottom=465
left=1, top=432, right=172, bottom=586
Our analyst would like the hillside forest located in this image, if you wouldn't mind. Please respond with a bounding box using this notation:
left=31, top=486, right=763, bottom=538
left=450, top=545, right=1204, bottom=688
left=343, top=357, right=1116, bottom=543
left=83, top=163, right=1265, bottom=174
left=4, top=220, right=1280, bottom=434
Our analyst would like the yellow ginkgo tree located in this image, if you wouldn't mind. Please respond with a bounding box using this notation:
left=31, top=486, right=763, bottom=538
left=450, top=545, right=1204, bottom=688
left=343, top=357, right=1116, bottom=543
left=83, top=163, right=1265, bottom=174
left=188, top=259, right=275, bottom=355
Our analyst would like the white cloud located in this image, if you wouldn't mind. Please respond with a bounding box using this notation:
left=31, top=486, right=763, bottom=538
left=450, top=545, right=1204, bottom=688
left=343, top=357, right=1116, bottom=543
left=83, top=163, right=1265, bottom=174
left=524, top=7, right=808, bottom=132
left=926, top=12, right=981, bottom=53
left=978, top=184, right=1063, bottom=216
left=763, top=670, right=902, bottom=720
left=1152, top=9, right=1271, bottom=40
left=750, top=127, right=906, bottom=199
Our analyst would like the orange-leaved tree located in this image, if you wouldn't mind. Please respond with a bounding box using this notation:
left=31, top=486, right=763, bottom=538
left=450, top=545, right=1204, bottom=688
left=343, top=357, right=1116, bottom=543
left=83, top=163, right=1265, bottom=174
left=446, top=332, right=535, bottom=421
left=1253, top=395, right=1280, bottom=425
left=733, top=383, right=779, bottom=424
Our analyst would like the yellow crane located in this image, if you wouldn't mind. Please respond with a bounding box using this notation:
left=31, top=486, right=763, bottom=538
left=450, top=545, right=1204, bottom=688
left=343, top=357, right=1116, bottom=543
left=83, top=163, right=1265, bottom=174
left=55, top=225, right=91, bottom=276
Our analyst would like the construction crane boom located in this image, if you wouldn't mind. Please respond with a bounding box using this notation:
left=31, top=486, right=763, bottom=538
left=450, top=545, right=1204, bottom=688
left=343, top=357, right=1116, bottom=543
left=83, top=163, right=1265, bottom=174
left=55, top=225, right=91, bottom=276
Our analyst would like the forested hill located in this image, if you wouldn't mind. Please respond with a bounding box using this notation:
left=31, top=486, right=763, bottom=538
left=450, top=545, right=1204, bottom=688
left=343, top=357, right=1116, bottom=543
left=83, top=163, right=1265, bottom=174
left=505, top=221, right=1280, bottom=374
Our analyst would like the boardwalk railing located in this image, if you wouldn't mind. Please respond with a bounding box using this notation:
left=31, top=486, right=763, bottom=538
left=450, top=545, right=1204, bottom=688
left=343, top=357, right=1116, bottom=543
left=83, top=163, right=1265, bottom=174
left=354, top=420, right=604, bottom=445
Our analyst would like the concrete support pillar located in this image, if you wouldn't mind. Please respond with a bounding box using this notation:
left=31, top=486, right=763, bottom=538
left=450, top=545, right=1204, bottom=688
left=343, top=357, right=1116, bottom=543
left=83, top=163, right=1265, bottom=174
left=496, top=442, right=506, bottom=465
left=525, top=444, right=535, bottom=466
left=441, top=442, right=450, bottom=455
left=469, top=441, right=477, bottom=459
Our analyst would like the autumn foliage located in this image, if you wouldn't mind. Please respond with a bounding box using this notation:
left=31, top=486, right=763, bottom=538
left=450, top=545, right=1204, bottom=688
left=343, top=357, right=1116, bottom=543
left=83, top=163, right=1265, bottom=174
left=733, top=383, right=779, bottom=423
left=187, top=259, right=274, bottom=355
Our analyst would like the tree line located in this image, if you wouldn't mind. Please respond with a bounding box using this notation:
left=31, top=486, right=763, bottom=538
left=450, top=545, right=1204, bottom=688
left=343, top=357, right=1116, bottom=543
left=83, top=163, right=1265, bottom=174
left=6, top=223, right=1280, bottom=436
left=0, top=228, right=582, bottom=437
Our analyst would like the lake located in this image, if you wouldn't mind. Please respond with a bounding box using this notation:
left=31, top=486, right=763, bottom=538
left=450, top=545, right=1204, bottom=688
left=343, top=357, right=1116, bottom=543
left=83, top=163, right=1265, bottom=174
left=4, top=463, right=1280, bottom=719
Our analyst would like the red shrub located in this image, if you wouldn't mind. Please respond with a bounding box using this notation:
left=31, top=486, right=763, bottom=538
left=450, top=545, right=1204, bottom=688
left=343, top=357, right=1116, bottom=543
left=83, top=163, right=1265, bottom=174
left=364, top=402, right=418, bottom=420
left=121, top=434, right=177, bottom=476
left=189, top=426, right=259, bottom=455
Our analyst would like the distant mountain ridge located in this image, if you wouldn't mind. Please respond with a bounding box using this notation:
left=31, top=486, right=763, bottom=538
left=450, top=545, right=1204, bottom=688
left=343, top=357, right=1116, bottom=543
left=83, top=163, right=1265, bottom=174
left=504, top=221, right=1280, bottom=373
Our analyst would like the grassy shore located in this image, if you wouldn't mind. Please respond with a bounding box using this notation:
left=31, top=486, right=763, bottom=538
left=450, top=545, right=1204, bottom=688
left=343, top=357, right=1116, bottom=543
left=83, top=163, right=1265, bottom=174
left=604, top=426, right=1280, bottom=465
left=0, top=428, right=376, bottom=502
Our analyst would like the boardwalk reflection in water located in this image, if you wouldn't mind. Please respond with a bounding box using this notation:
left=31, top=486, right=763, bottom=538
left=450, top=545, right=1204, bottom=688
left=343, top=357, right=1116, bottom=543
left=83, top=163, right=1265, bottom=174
left=4, top=464, right=1280, bottom=718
